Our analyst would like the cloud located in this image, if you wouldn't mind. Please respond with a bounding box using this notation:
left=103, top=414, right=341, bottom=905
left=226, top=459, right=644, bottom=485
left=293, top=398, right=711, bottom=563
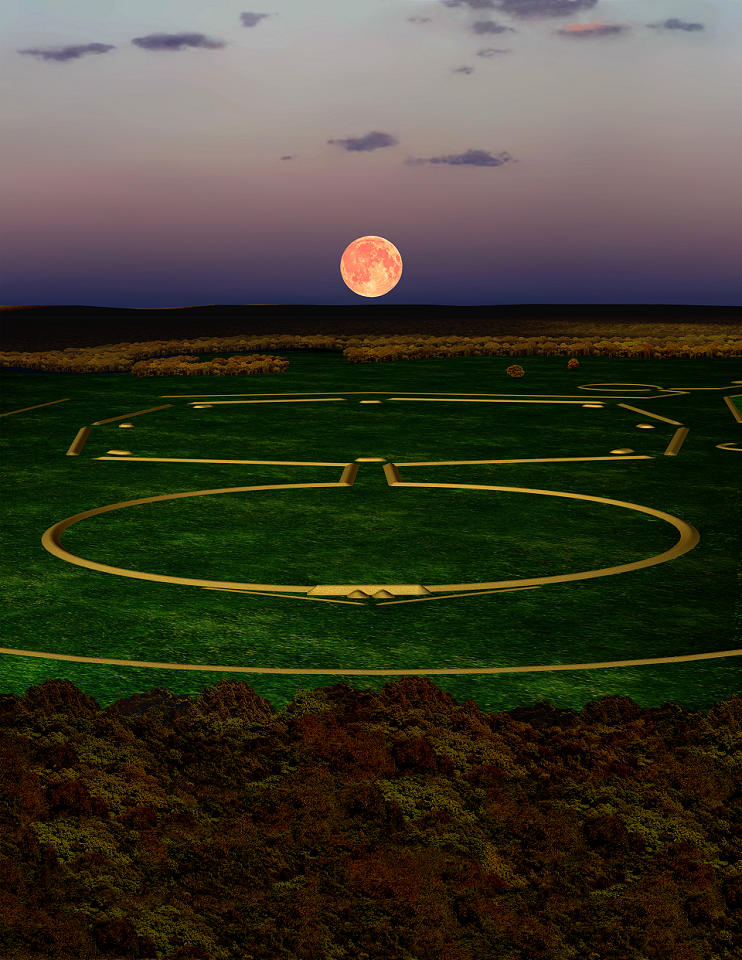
left=326, top=132, right=400, bottom=152
left=403, top=149, right=517, bottom=166
left=16, top=42, right=116, bottom=63
left=443, top=0, right=598, bottom=15
left=649, top=19, right=704, bottom=33
left=472, top=21, right=516, bottom=34
left=15, top=5, right=707, bottom=65
left=13, top=6, right=705, bottom=170
left=16, top=11, right=273, bottom=63
left=554, top=20, right=706, bottom=37
left=442, top=0, right=498, bottom=7
left=239, top=13, right=273, bottom=28
left=131, top=33, right=227, bottom=52
left=441, top=0, right=500, bottom=8
left=556, top=22, right=625, bottom=36
left=325, top=133, right=517, bottom=168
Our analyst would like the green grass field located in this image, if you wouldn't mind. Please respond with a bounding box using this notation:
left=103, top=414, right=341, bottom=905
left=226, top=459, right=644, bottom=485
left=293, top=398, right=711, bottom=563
left=1, top=349, right=741, bottom=715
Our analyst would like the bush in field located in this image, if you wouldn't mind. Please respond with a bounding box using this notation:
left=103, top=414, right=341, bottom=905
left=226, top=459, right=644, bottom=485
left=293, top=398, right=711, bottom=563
left=507, top=364, right=525, bottom=378
left=568, top=358, right=580, bottom=369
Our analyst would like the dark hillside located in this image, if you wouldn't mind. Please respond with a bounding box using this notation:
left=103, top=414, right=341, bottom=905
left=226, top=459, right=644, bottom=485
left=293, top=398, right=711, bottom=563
left=1, top=302, right=738, bottom=353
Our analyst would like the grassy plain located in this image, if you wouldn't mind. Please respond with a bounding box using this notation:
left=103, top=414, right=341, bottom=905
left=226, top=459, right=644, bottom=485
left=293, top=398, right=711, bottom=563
left=1, top=349, right=740, bottom=715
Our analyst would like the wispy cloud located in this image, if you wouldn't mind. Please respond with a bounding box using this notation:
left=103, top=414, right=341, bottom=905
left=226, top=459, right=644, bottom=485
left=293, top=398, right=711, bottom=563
left=472, top=21, right=516, bottom=34
left=648, top=19, right=704, bottom=33
left=403, top=148, right=517, bottom=166
left=325, top=131, right=516, bottom=167
left=14, top=7, right=705, bottom=169
left=16, top=41, right=117, bottom=63
left=326, top=132, right=401, bottom=153
left=443, top=0, right=597, bottom=14
left=132, top=32, right=227, bottom=52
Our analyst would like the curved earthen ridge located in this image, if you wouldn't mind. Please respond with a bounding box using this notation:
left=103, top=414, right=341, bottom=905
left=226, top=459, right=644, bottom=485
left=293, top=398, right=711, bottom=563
left=40, top=464, right=701, bottom=600
left=0, top=645, right=739, bottom=676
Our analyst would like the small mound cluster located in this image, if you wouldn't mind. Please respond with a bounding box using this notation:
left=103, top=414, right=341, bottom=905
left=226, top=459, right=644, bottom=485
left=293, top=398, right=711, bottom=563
left=507, top=359, right=581, bottom=377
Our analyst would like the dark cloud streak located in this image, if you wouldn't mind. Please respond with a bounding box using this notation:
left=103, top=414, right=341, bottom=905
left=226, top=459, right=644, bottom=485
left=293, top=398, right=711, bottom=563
left=326, top=132, right=399, bottom=153
left=444, top=0, right=597, bottom=15
left=131, top=33, right=227, bottom=52
left=325, top=132, right=517, bottom=168
left=404, top=149, right=517, bottom=167
left=650, top=19, right=704, bottom=33
left=472, top=21, right=516, bottom=34
left=16, top=41, right=116, bottom=63
left=239, top=13, right=272, bottom=28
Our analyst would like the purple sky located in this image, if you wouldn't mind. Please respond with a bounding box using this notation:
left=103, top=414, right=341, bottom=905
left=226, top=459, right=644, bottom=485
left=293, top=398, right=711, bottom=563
left=1, top=0, right=740, bottom=307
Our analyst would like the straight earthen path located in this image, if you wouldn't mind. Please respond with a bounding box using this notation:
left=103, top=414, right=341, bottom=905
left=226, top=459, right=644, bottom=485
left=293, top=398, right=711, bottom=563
left=3, top=383, right=741, bottom=676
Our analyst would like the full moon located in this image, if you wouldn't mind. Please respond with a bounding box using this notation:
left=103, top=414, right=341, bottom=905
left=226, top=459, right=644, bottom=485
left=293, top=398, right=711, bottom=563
left=340, top=236, right=403, bottom=298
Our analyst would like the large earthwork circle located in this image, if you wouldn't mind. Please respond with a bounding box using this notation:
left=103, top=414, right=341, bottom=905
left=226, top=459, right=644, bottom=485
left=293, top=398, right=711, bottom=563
left=41, top=481, right=700, bottom=595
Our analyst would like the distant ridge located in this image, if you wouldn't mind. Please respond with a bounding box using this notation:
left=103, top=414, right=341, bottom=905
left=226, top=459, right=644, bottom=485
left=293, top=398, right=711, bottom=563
left=1, top=303, right=739, bottom=355
left=0, top=303, right=263, bottom=310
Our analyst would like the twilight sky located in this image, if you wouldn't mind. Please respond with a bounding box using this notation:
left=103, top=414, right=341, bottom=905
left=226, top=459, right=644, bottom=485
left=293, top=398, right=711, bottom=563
left=1, top=0, right=740, bottom=308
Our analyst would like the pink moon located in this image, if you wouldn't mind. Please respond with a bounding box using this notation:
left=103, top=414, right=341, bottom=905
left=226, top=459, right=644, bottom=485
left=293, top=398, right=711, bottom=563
left=340, top=236, right=403, bottom=298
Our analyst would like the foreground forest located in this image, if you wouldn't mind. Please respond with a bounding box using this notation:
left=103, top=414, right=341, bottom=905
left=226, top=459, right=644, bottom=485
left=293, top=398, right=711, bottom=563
left=1, top=677, right=740, bottom=960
